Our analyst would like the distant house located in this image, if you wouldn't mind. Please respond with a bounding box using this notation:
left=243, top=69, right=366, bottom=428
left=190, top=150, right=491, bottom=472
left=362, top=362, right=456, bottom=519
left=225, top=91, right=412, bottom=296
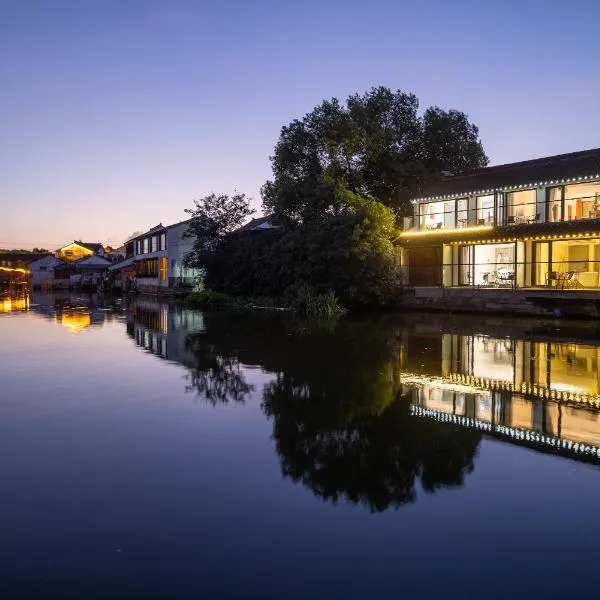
left=109, top=219, right=201, bottom=293
left=232, top=215, right=281, bottom=235
left=55, top=241, right=106, bottom=262
left=0, top=252, right=50, bottom=270
left=54, top=255, right=112, bottom=289
left=28, top=255, right=64, bottom=288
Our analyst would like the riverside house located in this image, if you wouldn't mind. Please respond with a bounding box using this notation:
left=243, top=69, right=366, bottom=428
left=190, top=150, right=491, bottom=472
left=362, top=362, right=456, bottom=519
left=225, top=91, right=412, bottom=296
left=398, top=148, right=600, bottom=314
left=109, top=219, right=201, bottom=294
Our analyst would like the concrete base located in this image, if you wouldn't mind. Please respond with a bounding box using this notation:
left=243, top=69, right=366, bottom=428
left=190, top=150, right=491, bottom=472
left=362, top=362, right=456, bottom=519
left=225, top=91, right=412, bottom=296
left=401, top=287, right=600, bottom=318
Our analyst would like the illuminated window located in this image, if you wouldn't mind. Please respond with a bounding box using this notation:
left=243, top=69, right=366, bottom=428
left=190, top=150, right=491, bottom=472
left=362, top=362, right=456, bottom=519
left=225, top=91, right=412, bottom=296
left=505, top=190, right=536, bottom=224
left=159, top=257, right=168, bottom=281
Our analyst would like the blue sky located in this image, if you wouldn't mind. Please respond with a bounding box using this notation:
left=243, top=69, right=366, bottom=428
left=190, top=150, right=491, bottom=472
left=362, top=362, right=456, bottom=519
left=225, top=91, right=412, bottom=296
left=2, top=0, right=599, bottom=249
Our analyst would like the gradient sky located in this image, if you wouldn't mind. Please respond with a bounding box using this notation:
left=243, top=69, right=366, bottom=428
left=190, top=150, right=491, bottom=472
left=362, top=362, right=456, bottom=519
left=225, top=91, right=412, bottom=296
left=2, top=0, right=599, bottom=249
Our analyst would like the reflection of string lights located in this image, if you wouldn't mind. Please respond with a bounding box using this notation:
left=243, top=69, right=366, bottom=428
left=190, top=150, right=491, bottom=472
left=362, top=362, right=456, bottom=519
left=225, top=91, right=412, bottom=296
left=0, top=297, right=29, bottom=313
left=410, top=405, right=600, bottom=458
left=401, top=371, right=600, bottom=408
left=447, top=372, right=600, bottom=407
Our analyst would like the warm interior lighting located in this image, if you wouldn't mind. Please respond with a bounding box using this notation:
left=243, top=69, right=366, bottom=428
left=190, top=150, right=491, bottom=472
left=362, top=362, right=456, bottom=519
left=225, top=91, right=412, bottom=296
left=0, top=266, right=29, bottom=274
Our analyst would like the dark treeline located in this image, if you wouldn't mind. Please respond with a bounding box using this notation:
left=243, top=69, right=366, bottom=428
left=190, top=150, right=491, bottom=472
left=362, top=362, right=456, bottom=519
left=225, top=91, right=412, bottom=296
left=185, top=87, right=488, bottom=309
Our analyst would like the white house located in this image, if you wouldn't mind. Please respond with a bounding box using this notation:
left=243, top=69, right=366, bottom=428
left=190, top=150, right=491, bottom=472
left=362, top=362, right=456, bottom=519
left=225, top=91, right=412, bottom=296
left=54, top=254, right=112, bottom=289
left=110, top=219, right=202, bottom=293
left=28, top=255, right=64, bottom=288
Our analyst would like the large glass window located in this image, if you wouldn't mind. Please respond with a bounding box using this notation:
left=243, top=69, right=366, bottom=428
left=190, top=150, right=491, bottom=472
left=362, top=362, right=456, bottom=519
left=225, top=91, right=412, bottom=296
left=419, top=200, right=455, bottom=230
left=548, top=187, right=563, bottom=222
left=506, top=190, right=537, bottom=224
left=534, top=238, right=600, bottom=288
left=459, top=246, right=473, bottom=285
left=564, top=182, right=600, bottom=221
left=456, top=198, right=468, bottom=228
left=460, top=243, right=516, bottom=287
left=476, top=195, right=494, bottom=224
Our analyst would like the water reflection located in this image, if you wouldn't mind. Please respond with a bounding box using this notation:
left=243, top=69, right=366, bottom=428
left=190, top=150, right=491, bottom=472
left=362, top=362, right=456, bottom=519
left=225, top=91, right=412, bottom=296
left=27, top=291, right=122, bottom=333
left=401, top=326, right=600, bottom=459
left=127, top=307, right=482, bottom=510
left=123, top=303, right=600, bottom=508
left=0, top=296, right=29, bottom=313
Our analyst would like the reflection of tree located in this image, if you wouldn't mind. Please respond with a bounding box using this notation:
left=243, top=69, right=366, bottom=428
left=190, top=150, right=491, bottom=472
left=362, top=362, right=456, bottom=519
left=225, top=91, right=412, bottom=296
left=184, top=337, right=254, bottom=405
left=180, top=310, right=480, bottom=510
left=263, top=379, right=480, bottom=512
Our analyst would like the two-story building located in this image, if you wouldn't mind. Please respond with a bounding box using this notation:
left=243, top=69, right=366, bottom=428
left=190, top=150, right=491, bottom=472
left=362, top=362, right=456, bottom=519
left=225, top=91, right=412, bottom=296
left=109, top=219, right=201, bottom=293
left=399, top=148, right=600, bottom=294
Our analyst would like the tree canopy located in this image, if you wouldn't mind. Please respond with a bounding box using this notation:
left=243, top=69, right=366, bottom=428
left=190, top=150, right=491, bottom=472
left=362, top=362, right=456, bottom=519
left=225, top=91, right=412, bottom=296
left=184, top=192, right=254, bottom=269
left=262, top=86, right=488, bottom=224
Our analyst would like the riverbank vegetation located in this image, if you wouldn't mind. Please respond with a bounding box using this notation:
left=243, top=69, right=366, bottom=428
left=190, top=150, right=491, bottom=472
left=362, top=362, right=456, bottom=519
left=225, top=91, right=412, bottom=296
left=184, top=86, right=487, bottom=310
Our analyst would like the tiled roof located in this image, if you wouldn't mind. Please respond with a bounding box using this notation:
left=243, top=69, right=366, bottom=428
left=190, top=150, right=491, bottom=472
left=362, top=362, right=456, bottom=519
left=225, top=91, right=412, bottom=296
left=74, top=241, right=104, bottom=252
left=233, top=215, right=281, bottom=234
left=416, top=147, right=600, bottom=200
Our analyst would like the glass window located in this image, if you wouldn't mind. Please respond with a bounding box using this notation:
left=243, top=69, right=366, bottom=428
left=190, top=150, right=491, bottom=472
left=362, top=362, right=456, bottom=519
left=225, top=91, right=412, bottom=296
left=476, top=195, right=494, bottom=225
left=419, top=200, right=455, bottom=230
left=160, top=233, right=166, bottom=250
left=159, top=257, right=168, bottom=281
left=143, top=238, right=149, bottom=254
left=456, top=198, right=468, bottom=227
left=534, top=242, right=550, bottom=286
left=506, top=190, right=536, bottom=224
left=459, top=246, right=473, bottom=285
left=548, top=187, right=563, bottom=222
left=462, top=243, right=515, bottom=287
left=564, top=181, right=600, bottom=221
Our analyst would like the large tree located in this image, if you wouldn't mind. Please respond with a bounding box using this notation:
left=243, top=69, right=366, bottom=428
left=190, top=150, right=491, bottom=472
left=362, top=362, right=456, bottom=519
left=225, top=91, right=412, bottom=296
left=184, top=192, right=254, bottom=269
left=262, top=86, right=488, bottom=224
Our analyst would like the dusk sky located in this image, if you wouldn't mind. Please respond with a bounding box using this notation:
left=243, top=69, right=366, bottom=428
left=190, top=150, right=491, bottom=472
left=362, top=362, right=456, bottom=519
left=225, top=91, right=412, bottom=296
left=2, top=0, right=599, bottom=250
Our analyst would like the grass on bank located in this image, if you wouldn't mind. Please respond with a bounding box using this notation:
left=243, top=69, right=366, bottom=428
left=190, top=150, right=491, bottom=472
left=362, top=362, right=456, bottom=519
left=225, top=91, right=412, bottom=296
left=184, top=284, right=346, bottom=318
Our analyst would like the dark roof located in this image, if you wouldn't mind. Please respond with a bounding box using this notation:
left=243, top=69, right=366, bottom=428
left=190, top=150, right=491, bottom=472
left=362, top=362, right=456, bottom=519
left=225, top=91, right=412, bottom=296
left=129, top=219, right=191, bottom=241
left=73, top=241, right=104, bottom=252
left=417, top=147, right=600, bottom=200
left=233, top=215, right=281, bottom=234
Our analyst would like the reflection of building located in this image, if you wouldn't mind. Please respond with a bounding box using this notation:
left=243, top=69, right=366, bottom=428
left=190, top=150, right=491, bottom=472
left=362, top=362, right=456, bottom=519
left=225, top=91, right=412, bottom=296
left=400, top=331, right=600, bottom=461
left=398, top=148, right=600, bottom=294
left=127, top=300, right=204, bottom=364
left=0, top=296, right=29, bottom=313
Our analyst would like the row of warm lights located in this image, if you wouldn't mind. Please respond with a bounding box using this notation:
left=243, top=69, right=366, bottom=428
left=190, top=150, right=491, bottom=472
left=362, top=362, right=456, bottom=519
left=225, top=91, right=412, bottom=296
left=0, top=266, right=29, bottom=274
left=412, top=174, right=600, bottom=203
left=451, top=372, right=600, bottom=405
left=447, top=231, right=600, bottom=246
left=435, top=372, right=600, bottom=406
left=411, top=405, right=600, bottom=457
left=398, top=225, right=493, bottom=238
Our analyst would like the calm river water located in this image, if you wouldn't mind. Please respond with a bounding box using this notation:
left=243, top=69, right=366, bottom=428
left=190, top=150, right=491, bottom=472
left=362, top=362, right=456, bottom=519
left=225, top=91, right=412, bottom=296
left=2, top=293, right=600, bottom=598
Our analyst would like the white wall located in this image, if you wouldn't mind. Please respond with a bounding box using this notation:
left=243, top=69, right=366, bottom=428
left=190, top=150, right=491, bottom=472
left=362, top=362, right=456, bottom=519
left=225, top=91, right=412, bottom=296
left=167, top=222, right=202, bottom=282
left=29, top=256, right=62, bottom=287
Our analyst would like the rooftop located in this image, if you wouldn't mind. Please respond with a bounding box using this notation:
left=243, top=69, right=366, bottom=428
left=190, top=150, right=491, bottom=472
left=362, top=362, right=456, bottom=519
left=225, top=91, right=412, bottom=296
left=416, top=147, right=600, bottom=201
